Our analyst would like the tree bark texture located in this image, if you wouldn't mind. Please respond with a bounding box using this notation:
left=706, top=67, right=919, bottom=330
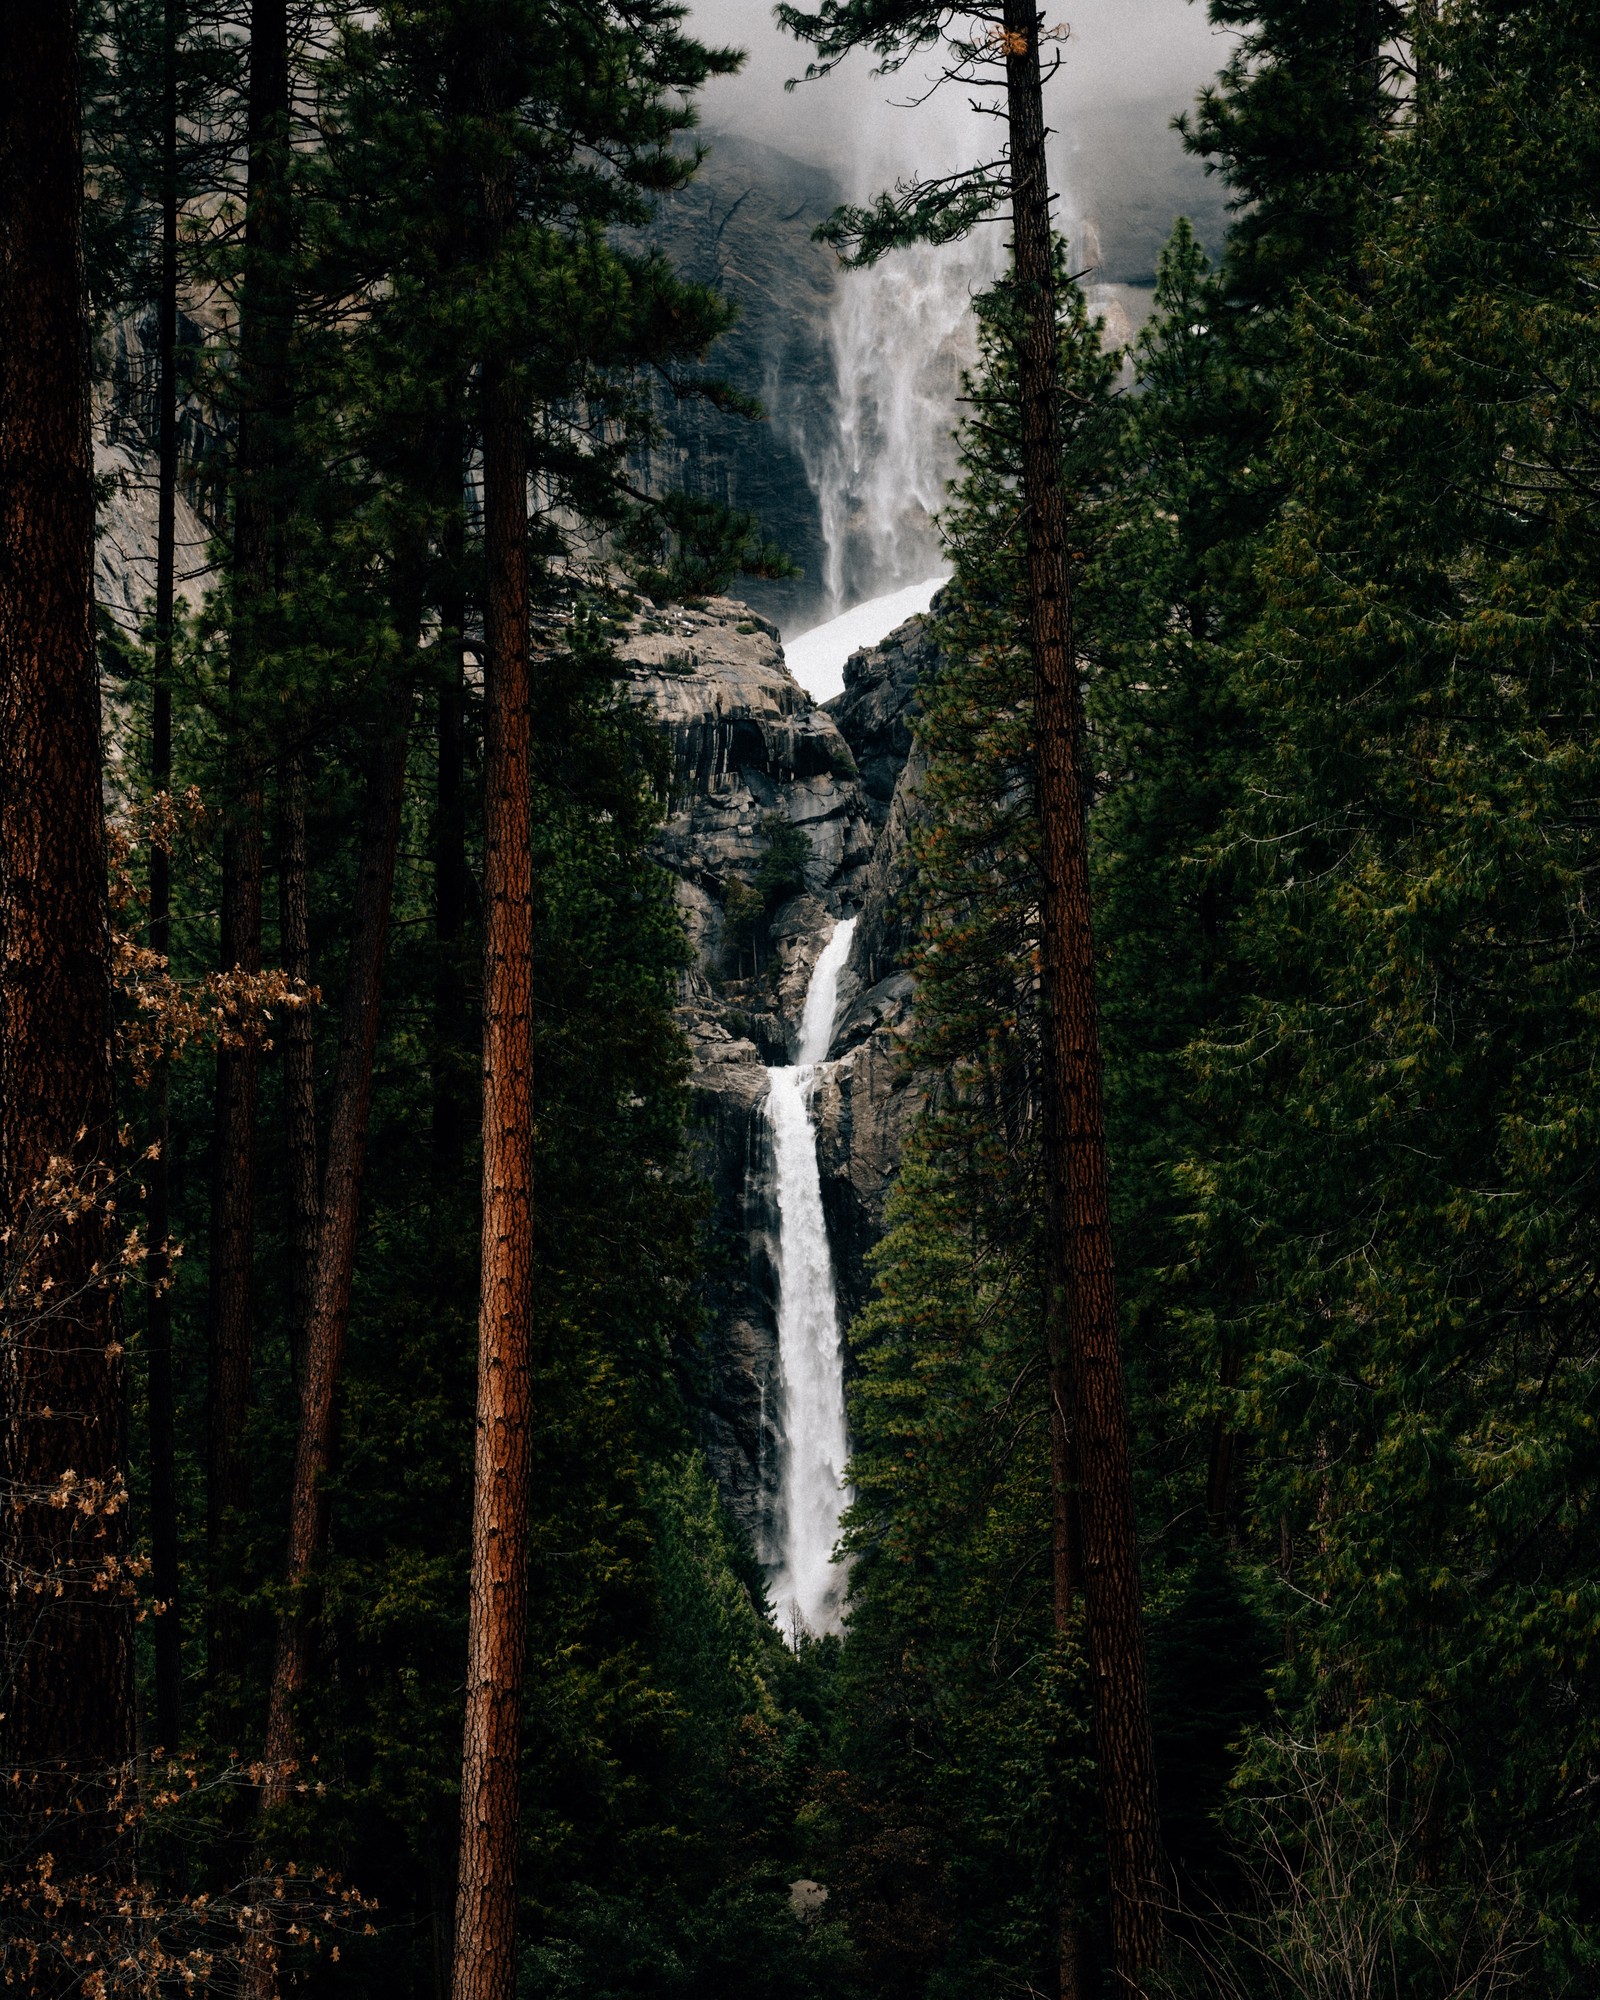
left=1046, top=1226, right=1078, bottom=1632
left=1002, top=0, right=1163, bottom=1981
left=145, top=0, right=185, bottom=1753
left=451, top=145, right=535, bottom=1999
left=433, top=495, right=470, bottom=1185
left=260, top=710, right=412, bottom=1813
left=0, top=0, right=135, bottom=1886
left=279, top=747, right=318, bottom=1386
left=1044, top=1197, right=1084, bottom=2000
left=207, top=0, right=289, bottom=1684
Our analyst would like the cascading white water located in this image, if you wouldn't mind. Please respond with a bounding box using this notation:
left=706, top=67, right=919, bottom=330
left=796, top=233, right=1000, bottom=616
left=766, top=914, right=859, bottom=1641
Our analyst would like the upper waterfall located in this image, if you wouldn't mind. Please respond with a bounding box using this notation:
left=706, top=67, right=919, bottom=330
left=795, top=233, right=998, bottom=618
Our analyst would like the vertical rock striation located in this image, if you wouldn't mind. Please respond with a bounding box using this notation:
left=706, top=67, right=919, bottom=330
left=623, top=598, right=939, bottom=1543
left=816, top=618, right=937, bottom=1325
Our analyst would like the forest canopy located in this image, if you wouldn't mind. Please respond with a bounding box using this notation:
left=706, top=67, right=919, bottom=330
left=3, top=2, right=1600, bottom=1997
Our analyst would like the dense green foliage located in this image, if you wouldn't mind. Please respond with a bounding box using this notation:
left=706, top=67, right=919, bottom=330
left=1179, top=5, right=1600, bottom=1982
left=822, top=2, right=1600, bottom=1995
left=79, top=4, right=857, bottom=1992
left=820, top=248, right=1272, bottom=1997
left=59, top=0, right=1600, bottom=1994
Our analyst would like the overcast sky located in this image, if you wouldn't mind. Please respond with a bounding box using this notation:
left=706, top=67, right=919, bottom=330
left=687, top=0, right=1237, bottom=200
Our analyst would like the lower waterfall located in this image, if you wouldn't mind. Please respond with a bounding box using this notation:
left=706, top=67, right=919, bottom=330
left=766, top=914, right=859, bottom=1641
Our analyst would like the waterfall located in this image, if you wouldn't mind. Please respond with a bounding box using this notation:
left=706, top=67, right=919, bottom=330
left=766, top=915, right=858, bottom=1641
left=797, top=233, right=999, bottom=617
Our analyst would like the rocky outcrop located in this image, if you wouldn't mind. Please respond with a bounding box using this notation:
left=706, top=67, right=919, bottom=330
left=632, top=132, right=845, bottom=634
left=623, top=595, right=937, bottom=1541
left=817, top=618, right=939, bottom=1324
left=620, top=595, right=877, bottom=1549
left=824, top=608, right=930, bottom=823
left=621, top=595, right=877, bottom=1060
left=620, top=592, right=936, bottom=1544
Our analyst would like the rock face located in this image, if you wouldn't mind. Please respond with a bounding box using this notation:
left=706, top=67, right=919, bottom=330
left=629, top=113, right=1232, bottom=635
left=623, top=596, right=938, bottom=1545
left=632, top=132, right=845, bottom=634
left=621, top=596, right=877, bottom=1056
left=620, top=596, right=873, bottom=1550
left=816, top=626, right=935, bottom=1327
left=825, top=612, right=928, bottom=823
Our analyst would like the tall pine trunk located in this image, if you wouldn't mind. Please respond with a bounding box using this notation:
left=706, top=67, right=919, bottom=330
left=1044, top=1223, right=1084, bottom=2000
left=0, top=0, right=134, bottom=1899
left=279, top=745, right=318, bottom=1385
left=452, top=95, right=535, bottom=1994
left=260, top=703, right=413, bottom=1812
left=433, top=467, right=469, bottom=1184
left=1001, top=0, right=1163, bottom=1979
left=207, top=0, right=289, bottom=1683
left=146, top=0, right=185, bottom=1751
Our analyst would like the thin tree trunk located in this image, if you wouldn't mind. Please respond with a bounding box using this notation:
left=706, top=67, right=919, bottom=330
left=1001, top=0, right=1163, bottom=1981
left=279, top=746, right=318, bottom=1383
left=1044, top=1193, right=1082, bottom=1995
left=260, top=704, right=413, bottom=1813
left=146, top=0, right=185, bottom=1753
left=207, top=0, right=289, bottom=1684
left=207, top=790, right=263, bottom=1683
left=433, top=473, right=469, bottom=1183
left=0, top=0, right=135, bottom=1897
left=1046, top=1245, right=1085, bottom=2000
left=1046, top=1236, right=1078, bottom=1628
left=1412, top=0, right=1437, bottom=106
left=451, top=106, right=535, bottom=1995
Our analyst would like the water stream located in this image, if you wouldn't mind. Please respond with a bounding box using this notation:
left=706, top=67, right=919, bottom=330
left=766, top=915, right=858, bottom=1641
left=792, top=232, right=999, bottom=619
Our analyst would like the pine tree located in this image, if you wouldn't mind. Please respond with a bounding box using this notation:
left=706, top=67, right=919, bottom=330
left=1158, top=0, right=1600, bottom=1981
left=832, top=268, right=1142, bottom=1994
left=453, top=25, right=538, bottom=1989
left=0, top=0, right=134, bottom=1920
left=780, top=1, right=1163, bottom=1975
left=261, top=702, right=413, bottom=1810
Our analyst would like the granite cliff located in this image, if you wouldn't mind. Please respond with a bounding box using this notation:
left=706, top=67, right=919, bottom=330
left=619, top=594, right=935, bottom=1548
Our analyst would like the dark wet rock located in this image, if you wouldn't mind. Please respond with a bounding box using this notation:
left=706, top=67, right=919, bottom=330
left=620, top=593, right=876, bottom=1066
left=618, top=592, right=942, bottom=1544
left=621, top=595, right=872, bottom=1544
left=824, top=607, right=934, bottom=821
left=629, top=132, right=845, bottom=634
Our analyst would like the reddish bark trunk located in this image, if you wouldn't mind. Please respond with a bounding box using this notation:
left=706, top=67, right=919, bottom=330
left=279, top=746, right=319, bottom=1385
left=1002, top=1, right=1163, bottom=1981
left=451, top=213, right=535, bottom=2000
left=260, top=711, right=412, bottom=1812
left=1045, top=1230, right=1083, bottom=2000
left=1047, top=1233, right=1079, bottom=1633
left=433, top=514, right=470, bottom=1184
left=0, top=0, right=135, bottom=1892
